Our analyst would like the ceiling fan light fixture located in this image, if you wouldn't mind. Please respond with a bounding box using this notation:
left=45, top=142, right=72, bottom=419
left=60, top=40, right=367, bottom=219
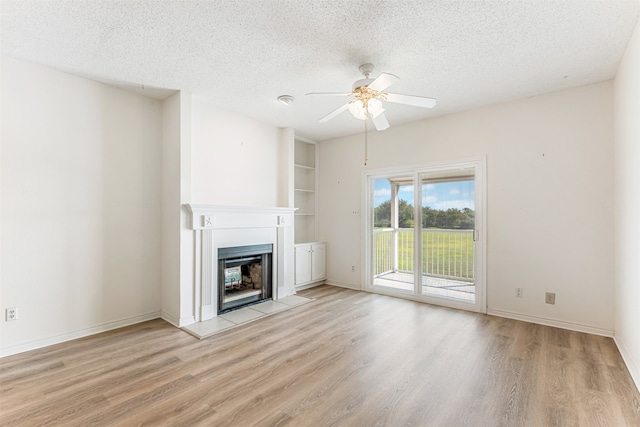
left=348, top=100, right=367, bottom=120
left=349, top=97, right=383, bottom=120
left=367, top=98, right=383, bottom=116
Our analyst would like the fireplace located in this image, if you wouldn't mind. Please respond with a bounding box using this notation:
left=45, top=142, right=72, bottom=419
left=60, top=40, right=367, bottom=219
left=185, top=204, right=295, bottom=325
left=218, top=244, right=273, bottom=313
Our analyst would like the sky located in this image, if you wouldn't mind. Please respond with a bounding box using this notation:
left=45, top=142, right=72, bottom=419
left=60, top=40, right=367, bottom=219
left=374, top=178, right=475, bottom=210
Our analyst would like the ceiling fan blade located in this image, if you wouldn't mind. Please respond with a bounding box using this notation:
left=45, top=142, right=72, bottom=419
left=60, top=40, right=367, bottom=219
left=371, top=110, right=390, bottom=131
left=368, top=72, right=400, bottom=92
left=306, top=92, right=353, bottom=96
left=385, top=93, right=437, bottom=108
left=319, top=102, right=350, bottom=123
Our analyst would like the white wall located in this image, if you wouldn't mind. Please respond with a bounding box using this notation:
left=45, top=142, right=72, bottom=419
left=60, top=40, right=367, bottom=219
left=318, top=81, right=615, bottom=334
left=191, top=96, right=286, bottom=207
left=614, top=16, right=640, bottom=390
left=0, top=60, right=294, bottom=351
left=1, top=56, right=163, bottom=356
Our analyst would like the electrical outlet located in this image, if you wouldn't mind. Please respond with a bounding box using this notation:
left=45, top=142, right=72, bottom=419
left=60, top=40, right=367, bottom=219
left=545, top=292, right=556, bottom=305
left=515, top=288, right=523, bottom=298
left=351, top=265, right=356, bottom=272
left=6, top=307, right=18, bottom=321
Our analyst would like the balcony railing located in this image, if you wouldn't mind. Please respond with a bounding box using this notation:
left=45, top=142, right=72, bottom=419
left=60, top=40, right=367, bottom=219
left=374, top=228, right=475, bottom=282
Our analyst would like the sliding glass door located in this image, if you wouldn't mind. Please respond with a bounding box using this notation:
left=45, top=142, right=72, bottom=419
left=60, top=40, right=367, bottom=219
left=365, top=158, right=485, bottom=313
left=419, top=170, right=477, bottom=303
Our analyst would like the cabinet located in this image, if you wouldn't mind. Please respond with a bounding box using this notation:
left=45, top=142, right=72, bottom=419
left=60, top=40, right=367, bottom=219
left=295, top=242, right=326, bottom=287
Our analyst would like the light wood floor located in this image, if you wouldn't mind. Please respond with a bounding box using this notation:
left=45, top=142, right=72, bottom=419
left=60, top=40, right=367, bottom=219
left=1, top=285, right=639, bottom=426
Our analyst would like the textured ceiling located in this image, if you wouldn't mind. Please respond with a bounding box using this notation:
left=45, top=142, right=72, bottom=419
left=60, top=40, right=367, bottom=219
left=2, top=1, right=639, bottom=141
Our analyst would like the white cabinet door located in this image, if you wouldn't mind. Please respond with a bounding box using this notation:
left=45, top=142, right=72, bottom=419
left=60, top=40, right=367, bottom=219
left=295, top=242, right=326, bottom=287
left=311, top=243, right=326, bottom=282
left=295, top=244, right=312, bottom=285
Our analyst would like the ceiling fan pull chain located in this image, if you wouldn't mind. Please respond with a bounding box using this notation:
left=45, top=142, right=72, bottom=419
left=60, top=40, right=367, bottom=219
left=364, top=114, right=369, bottom=166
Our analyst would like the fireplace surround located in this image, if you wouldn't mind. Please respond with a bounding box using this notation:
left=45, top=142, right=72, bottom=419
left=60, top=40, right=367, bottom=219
left=186, top=204, right=296, bottom=323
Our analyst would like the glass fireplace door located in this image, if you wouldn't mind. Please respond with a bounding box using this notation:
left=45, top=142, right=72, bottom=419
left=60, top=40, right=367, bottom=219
left=218, top=244, right=272, bottom=313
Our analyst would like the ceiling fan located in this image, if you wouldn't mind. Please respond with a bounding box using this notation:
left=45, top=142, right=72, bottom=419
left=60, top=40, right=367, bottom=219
left=307, top=63, right=437, bottom=131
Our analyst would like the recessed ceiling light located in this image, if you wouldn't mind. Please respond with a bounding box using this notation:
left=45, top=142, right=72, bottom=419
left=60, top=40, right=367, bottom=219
left=277, top=95, right=295, bottom=105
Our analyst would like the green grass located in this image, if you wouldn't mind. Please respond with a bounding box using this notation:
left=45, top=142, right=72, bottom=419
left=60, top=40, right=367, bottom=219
left=374, top=228, right=474, bottom=279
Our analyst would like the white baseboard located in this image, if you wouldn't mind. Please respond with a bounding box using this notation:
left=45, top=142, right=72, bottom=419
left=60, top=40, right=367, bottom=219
left=277, top=286, right=296, bottom=298
left=614, top=334, right=640, bottom=394
left=160, top=311, right=180, bottom=327
left=0, top=311, right=162, bottom=358
left=294, top=281, right=326, bottom=292
left=487, top=308, right=614, bottom=337
left=324, top=279, right=361, bottom=291
left=161, top=312, right=196, bottom=328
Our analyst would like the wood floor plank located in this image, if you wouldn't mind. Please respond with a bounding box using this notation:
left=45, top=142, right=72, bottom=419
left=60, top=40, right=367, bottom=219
left=1, top=285, right=639, bottom=426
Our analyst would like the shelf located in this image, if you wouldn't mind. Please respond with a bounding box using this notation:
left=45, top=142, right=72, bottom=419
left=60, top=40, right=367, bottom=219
left=295, top=188, right=315, bottom=193
left=294, top=163, right=315, bottom=171
left=295, top=213, right=315, bottom=216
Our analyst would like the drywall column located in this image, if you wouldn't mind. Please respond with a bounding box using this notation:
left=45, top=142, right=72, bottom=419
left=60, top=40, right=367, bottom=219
left=161, top=91, right=194, bottom=326
left=280, top=127, right=295, bottom=209
left=614, top=15, right=640, bottom=391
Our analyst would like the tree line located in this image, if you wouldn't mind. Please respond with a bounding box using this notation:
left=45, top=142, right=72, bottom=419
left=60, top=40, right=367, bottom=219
left=374, top=200, right=474, bottom=229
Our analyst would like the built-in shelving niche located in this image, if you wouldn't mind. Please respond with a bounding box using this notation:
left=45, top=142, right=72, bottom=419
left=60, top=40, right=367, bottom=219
left=294, top=138, right=317, bottom=244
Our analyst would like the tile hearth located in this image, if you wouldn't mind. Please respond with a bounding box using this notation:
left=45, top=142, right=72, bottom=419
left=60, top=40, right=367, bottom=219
left=182, top=295, right=313, bottom=339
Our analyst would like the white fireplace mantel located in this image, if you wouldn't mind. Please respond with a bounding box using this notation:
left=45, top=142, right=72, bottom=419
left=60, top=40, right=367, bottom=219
left=185, top=204, right=296, bottom=322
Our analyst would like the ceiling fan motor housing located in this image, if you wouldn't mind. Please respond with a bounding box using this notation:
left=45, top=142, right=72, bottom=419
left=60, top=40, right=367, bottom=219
left=353, top=63, right=376, bottom=90
left=358, top=63, right=375, bottom=77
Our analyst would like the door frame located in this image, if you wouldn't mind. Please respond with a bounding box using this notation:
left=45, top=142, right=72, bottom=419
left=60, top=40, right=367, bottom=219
left=361, top=156, right=487, bottom=314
